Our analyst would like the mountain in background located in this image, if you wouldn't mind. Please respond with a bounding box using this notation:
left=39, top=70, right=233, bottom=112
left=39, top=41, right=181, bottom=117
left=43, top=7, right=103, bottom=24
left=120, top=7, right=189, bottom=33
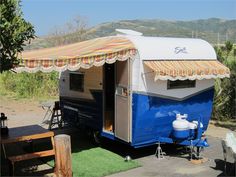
left=25, top=18, right=236, bottom=50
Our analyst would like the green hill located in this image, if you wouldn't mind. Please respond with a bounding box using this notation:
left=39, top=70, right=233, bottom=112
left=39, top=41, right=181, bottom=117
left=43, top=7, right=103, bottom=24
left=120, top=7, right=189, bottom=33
left=24, top=18, right=236, bottom=50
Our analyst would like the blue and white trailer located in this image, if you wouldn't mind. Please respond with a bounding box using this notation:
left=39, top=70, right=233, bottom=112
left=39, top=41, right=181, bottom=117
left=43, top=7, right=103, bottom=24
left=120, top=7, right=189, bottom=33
left=18, top=29, right=230, bottom=149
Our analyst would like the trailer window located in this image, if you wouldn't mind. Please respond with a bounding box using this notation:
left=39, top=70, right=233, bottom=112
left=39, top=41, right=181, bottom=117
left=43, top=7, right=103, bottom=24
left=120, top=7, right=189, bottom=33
left=167, top=80, right=196, bottom=89
left=70, top=72, right=84, bottom=92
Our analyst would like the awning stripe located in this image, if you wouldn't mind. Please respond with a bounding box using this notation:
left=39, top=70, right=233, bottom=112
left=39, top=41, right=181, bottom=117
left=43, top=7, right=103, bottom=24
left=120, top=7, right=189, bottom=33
left=21, top=37, right=135, bottom=59
left=144, top=60, right=230, bottom=81
left=16, top=36, right=137, bottom=72
left=16, top=49, right=137, bottom=72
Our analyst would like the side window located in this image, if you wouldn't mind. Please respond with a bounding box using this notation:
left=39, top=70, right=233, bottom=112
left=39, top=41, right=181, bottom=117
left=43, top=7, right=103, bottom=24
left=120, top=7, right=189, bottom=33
left=167, top=80, right=196, bottom=89
left=69, top=72, right=84, bottom=92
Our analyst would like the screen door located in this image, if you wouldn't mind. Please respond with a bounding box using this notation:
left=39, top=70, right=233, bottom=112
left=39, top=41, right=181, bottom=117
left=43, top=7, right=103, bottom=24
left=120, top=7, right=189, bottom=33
left=115, top=60, right=130, bottom=142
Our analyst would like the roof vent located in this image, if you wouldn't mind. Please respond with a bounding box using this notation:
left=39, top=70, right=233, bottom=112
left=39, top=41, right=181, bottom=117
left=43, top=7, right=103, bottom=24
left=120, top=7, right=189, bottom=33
left=116, top=29, right=143, bottom=36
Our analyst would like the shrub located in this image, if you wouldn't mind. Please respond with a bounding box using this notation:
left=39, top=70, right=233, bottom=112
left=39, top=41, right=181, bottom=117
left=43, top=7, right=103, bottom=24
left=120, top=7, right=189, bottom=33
left=213, top=42, right=236, bottom=120
left=0, top=71, right=59, bottom=99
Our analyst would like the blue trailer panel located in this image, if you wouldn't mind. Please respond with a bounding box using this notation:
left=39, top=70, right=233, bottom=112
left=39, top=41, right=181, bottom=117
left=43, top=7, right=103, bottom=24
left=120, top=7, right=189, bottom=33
left=131, top=88, right=214, bottom=147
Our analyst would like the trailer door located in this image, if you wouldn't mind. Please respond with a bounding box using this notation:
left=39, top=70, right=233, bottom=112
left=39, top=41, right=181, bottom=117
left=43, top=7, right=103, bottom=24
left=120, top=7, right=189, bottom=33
left=115, top=60, right=130, bottom=142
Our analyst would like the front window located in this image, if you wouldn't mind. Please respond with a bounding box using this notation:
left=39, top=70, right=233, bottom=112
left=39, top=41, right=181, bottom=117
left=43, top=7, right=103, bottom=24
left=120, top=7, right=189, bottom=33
left=167, top=80, right=196, bottom=89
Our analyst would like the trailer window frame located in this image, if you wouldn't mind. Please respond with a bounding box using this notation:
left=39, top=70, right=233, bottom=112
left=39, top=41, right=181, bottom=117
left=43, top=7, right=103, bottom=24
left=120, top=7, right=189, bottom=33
left=167, top=80, right=196, bottom=90
left=69, top=72, right=85, bottom=92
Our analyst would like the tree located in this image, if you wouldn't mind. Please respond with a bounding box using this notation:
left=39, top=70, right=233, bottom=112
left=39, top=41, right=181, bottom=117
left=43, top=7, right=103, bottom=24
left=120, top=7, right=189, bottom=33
left=0, top=0, right=35, bottom=72
left=49, top=15, right=88, bottom=46
left=225, top=41, right=233, bottom=58
left=213, top=41, right=236, bottom=120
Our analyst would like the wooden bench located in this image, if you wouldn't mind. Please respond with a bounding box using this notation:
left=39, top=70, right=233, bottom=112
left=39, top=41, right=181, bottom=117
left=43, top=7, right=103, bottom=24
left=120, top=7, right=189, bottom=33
left=6, top=131, right=55, bottom=176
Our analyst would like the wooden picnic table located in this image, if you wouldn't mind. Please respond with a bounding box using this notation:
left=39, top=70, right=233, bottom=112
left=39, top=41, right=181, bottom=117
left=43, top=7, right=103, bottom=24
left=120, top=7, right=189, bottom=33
left=1, top=125, right=55, bottom=175
left=1, top=124, right=54, bottom=157
left=1, top=124, right=51, bottom=144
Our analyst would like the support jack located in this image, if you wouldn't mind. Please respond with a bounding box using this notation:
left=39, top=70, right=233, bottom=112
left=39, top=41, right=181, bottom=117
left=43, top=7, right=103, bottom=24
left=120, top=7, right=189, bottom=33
left=155, top=142, right=164, bottom=159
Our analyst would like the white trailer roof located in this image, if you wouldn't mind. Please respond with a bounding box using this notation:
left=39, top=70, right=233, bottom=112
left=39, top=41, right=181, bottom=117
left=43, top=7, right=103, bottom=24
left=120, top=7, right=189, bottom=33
left=125, top=35, right=217, bottom=60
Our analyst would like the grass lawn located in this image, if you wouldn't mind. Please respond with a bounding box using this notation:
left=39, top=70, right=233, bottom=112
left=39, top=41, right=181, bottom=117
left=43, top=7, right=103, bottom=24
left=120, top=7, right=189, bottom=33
left=48, top=131, right=141, bottom=177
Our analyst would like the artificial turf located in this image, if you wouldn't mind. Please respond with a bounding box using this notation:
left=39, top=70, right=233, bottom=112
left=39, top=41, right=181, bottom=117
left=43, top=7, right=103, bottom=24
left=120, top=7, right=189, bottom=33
left=70, top=147, right=140, bottom=177
left=48, top=147, right=140, bottom=177
left=48, top=131, right=141, bottom=177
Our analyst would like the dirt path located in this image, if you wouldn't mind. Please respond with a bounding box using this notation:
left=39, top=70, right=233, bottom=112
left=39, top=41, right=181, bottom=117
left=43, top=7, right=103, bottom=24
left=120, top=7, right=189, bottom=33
left=206, top=123, right=235, bottom=139
left=0, top=96, right=49, bottom=128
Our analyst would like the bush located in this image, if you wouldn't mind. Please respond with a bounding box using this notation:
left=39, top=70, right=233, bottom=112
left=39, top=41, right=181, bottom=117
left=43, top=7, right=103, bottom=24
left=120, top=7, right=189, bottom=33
left=213, top=42, right=236, bottom=120
left=0, top=71, right=59, bottom=99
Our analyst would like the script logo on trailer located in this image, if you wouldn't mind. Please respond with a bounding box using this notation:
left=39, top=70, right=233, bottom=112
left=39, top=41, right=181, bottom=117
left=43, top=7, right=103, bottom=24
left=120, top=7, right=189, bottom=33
left=174, top=47, right=188, bottom=54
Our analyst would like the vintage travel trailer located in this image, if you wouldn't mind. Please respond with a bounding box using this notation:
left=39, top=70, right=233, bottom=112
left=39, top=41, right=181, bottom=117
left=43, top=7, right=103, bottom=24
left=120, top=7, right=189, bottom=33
left=17, top=29, right=230, bottom=149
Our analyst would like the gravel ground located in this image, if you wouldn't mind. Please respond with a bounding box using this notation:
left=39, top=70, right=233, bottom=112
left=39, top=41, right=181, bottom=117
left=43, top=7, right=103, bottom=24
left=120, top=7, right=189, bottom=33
left=106, top=135, right=233, bottom=177
left=0, top=96, right=46, bottom=128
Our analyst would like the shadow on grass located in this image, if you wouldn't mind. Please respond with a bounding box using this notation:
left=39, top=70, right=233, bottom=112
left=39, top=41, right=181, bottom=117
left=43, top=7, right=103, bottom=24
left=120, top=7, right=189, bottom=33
left=51, top=127, right=142, bottom=177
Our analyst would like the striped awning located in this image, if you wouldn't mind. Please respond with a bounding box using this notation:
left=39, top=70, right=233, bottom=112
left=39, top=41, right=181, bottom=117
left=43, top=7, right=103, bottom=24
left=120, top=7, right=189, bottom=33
left=144, top=60, right=230, bottom=81
left=16, top=36, right=136, bottom=72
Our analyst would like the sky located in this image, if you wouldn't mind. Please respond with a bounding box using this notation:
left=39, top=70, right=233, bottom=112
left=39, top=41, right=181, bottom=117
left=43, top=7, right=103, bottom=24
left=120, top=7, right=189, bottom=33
left=21, top=0, right=236, bottom=36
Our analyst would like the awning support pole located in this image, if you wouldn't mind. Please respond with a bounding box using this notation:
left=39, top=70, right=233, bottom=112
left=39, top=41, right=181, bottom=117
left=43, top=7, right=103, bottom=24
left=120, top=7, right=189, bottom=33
left=141, top=71, right=154, bottom=76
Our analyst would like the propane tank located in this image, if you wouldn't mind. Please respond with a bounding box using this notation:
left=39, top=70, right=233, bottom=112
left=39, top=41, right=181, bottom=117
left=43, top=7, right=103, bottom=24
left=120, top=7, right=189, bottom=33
left=172, top=114, right=190, bottom=139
